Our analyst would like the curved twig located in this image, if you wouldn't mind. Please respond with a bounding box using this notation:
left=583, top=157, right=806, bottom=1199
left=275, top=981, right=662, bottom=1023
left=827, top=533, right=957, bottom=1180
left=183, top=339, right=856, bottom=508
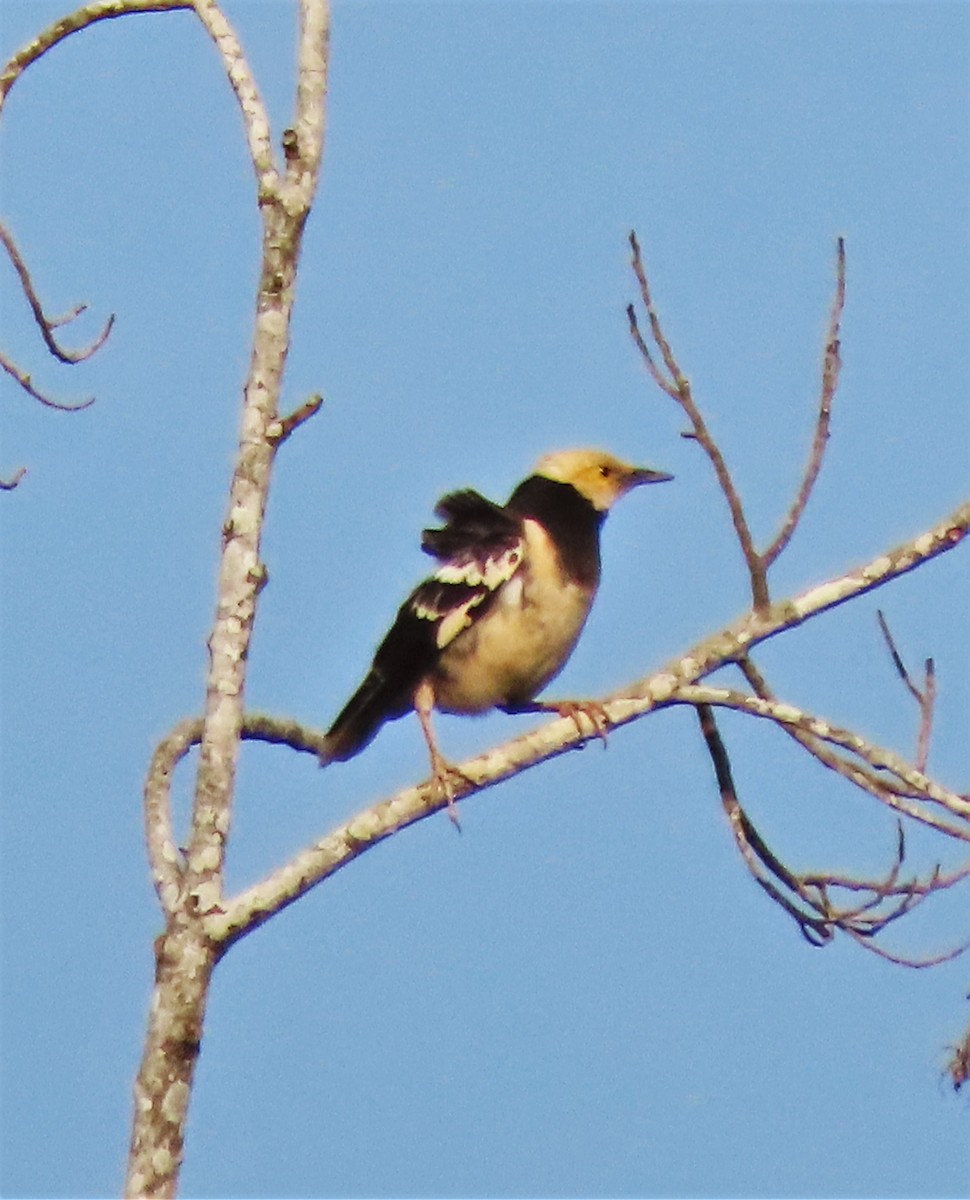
left=735, top=655, right=961, bottom=839
left=0, top=349, right=95, bottom=410
left=190, top=0, right=278, bottom=192
left=0, top=222, right=115, bottom=364
left=0, top=465, right=28, bottom=490
left=0, top=0, right=193, bottom=108
left=143, top=712, right=330, bottom=915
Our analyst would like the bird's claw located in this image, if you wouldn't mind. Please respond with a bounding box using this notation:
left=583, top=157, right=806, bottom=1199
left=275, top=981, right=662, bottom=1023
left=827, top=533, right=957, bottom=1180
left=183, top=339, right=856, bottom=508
left=429, top=755, right=475, bottom=830
left=555, top=700, right=611, bottom=746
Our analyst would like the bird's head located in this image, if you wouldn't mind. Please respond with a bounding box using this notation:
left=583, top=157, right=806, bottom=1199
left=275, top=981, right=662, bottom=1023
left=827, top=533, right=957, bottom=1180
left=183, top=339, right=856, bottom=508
left=534, top=448, right=673, bottom=512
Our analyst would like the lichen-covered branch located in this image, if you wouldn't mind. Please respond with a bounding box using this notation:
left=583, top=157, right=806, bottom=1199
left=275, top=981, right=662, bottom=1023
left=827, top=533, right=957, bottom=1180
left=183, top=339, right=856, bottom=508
left=733, top=655, right=961, bottom=838
left=120, top=3, right=332, bottom=1196
left=671, top=684, right=969, bottom=825
left=190, top=0, right=276, bottom=192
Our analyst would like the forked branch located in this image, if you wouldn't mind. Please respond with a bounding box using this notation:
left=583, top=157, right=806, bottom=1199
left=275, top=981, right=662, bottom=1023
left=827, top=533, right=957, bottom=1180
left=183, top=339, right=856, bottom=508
left=0, top=222, right=114, bottom=365
left=1, top=220, right=112, bottom=481
left=627, top=232, right=847, bottom=611
left=694, top=703, right=970, bottom=966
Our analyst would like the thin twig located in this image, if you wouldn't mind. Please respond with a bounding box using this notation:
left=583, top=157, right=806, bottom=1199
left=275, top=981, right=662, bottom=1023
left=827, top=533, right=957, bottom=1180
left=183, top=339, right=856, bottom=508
left=877, top=609, right=937, bottom=772
left=0, top=466, right=28, bottom=490
left=628, top=230, right=689, bottom=392
left=671, top=682, right=970, bottom=825
left=763, top=237, right=845, bottom=565
left=735, top=656, right=960, bottom=837
left=0, top=350, right=95, bottom=410
left=694, top=704, right=970, bottom=966
left=695, top=703, right=832, bottom=944
left=627, top=229, right=768, bottom=608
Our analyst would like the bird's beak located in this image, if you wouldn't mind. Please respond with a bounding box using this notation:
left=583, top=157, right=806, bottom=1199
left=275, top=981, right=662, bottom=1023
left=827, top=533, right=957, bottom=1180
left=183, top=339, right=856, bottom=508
left=629, top=466, right=674, bottom=488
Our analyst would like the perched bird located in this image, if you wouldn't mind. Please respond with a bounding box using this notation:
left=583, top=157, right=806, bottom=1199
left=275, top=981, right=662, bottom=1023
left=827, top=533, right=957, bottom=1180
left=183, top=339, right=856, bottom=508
left=321, top=448, right=672, bottom=810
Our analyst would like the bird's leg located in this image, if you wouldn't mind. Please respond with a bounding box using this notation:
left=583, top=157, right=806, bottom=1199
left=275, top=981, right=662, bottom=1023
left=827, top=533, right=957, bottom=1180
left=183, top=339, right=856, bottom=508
left=501, top=699, right=612, bottom=746
left=414, top=681, right=473, bottom=827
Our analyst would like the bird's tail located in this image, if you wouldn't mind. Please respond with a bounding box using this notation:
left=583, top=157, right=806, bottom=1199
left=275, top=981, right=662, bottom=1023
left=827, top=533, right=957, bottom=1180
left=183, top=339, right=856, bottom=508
left=320, top=668, right=411, bottom=765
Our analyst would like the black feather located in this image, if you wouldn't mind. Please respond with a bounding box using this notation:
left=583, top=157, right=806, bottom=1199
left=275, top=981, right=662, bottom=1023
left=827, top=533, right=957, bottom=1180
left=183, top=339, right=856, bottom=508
left=421, top=488, right=521, bottom=562
left=321, top=602, right=439, bottom=762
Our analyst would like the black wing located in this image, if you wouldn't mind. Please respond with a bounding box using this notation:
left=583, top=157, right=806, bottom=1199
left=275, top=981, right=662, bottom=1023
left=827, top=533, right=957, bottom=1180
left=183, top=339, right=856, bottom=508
left=322, top=491, right=525, bottom=763
left=421, top=488, right=521, bottom=562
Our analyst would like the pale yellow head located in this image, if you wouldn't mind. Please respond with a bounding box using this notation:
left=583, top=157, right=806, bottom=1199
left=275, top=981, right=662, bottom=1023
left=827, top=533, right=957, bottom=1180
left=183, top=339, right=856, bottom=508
left=534, top=448, right=673, bottom=512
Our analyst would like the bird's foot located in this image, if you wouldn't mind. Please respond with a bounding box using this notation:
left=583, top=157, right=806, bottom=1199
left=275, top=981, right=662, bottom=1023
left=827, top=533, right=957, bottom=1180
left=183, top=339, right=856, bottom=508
left=552, top=700, right=611, bottom=746
left=428, top=753, right=476, bottom=830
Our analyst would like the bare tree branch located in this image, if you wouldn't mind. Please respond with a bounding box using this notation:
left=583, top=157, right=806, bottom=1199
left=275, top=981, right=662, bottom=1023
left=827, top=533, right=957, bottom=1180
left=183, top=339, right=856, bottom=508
left=0, top=465, right=28, bottom=490
left=734, top=655, right=961, bottom=838
left=190, top=0, right=277, bottom=190
left=762, top=236, right=845, bottom=565
left=122, top=4, right=333, bottom=1193
left=169, top=499, right=968, bottom=946
left=672, top=683, right=970, bottom=825
left=877, top=609, right=937, bottom=773
left=0, top=348, right=95, bottom=410
left=627, top=230, right=768, bottom=607
left=0, top=221, right=115, bottom=363
left=268, top=392, right=324, bottom=445
left=694, top=703, right=970, bottom=966
left=0, top=0, right=192, bottom=108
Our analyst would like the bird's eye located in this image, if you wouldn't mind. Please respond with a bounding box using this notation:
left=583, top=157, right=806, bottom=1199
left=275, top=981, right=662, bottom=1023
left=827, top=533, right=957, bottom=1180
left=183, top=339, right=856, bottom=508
left=598, top=465, right=613, bottom=478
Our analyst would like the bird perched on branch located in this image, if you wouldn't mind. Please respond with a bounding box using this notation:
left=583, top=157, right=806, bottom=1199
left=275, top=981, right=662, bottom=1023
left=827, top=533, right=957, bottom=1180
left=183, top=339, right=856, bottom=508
left=321, top=448, right=673, bottom=813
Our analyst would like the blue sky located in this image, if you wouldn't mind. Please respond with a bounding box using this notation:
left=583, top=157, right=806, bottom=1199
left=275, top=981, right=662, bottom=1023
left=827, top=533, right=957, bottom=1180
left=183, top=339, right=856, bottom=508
left=1, top=2, right=968, bottom=1197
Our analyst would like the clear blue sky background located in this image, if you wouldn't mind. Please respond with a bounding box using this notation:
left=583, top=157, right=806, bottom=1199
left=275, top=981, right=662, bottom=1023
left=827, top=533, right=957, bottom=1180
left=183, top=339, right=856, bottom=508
left=1, top=2, right=968, bottom=1197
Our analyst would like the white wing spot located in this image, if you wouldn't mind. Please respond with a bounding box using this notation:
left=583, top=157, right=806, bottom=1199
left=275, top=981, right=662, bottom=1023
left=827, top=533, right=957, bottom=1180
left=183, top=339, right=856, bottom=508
left=437, top=597, right=485, bottom=647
